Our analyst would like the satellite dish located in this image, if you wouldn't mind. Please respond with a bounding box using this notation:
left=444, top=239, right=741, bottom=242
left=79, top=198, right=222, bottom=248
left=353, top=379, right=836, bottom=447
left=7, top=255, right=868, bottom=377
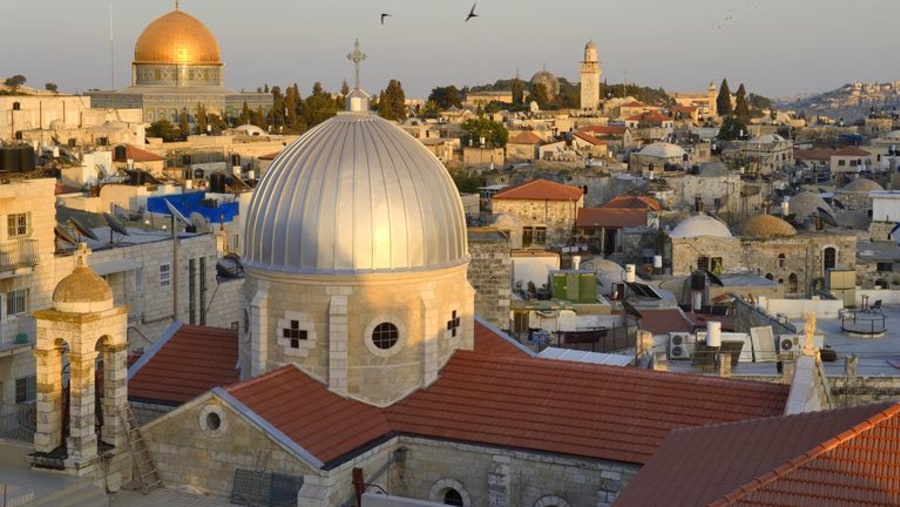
left=621, top=298, right=642, bottom=319
left=705, top=269, right=724, bottom=287
left=54, top=224, right=78, bottom=245
left=189, top=212, right=209, bottom=232
left=817, top=206, right=839, bottom=227
left=103, top=212, right=131, bottom=237
left=831, top=198, right=846, bottom=210
left=68, top=215, right=99, bottom=241
left=164, top=199, right=191, bottom=225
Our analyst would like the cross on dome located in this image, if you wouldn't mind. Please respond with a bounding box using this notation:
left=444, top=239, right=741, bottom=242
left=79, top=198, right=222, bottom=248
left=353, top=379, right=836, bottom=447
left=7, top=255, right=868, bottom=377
left=75, top=243, right=91, bottom=268
left=347, top=39, right=367, bottom=91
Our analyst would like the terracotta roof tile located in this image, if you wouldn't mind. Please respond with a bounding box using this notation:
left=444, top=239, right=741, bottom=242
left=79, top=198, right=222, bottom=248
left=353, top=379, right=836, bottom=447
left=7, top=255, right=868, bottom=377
left=638, top=308, right=697, bottom=335
left=602, top=195, right=663, bottom=211
left=625, top=112, right=673, bottom=123
left=258, top=151, right=283, bottom=160
left=113, top=144, right=164, bottom=163
left=473, top=318, right=534, bottom=357
left=614, top=402, right=900, bottom=507
left=386, top=351, right=788, bottom=465
left=833, top=146, right=871, bottom=157
left=508, top=131, right=544, bottom=145
left=794, top=148, right=834, bottom=161
left=493, top=179, right=584, bottom=201
left=225, top=365, right=393, bottom=467
left=581, top=125, right=628, bottom=136
left=671, top=105, right=698, bottom=112
left=573, top=131, right=606, bottom=146
left=128, top=324, right=240, bottom=405
left=577, top=208, right=647, bottom=228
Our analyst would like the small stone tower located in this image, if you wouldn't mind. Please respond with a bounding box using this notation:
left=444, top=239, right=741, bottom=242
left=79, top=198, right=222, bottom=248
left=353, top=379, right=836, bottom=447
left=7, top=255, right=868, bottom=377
left=580, top=40, right=601, bottom=111
left=708, top=80, right=719, bottom=118
left=33, top=243, right=129, bottom=475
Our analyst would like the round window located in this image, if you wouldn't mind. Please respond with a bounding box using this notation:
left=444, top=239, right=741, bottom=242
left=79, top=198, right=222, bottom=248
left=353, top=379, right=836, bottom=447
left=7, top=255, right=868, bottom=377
left=206, top=412, right=221, bottom=430
left=372, top=322, right=399, bottom=350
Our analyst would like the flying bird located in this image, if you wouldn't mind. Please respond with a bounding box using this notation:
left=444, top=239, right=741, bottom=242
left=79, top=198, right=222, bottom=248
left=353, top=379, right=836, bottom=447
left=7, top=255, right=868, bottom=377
left=380, top=13, right=392, bottom=24
left=465, top=3, right=478, bottom=22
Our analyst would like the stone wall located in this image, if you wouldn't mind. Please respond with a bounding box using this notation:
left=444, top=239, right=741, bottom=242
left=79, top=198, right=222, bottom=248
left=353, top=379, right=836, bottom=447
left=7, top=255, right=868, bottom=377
left=492, top=197, right=582, bottom=247
left=390, top=436, right=639, bottom=507
left=468, top=229, right=512, bottom=330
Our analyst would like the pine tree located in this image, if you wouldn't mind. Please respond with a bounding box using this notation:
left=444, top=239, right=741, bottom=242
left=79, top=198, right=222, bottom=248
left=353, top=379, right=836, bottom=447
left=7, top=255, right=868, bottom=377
left=378, top=79, right=406, bottom=121
left=511, top=75, right=524, bottom=105
left=734, top=83, right=750, bottom=122
left=178, top=109, right=190, bottom=139
left=717, top=78, right=732, bottom=117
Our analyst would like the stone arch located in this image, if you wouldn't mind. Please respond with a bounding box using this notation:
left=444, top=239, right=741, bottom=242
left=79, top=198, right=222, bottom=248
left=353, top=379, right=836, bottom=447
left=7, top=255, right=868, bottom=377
left=428, top=478, right=471, bottom=506
left=534, top=495, right=572, bottom=507
left=777, top=253, right=786, bottom=268
left=765, top=273, right=774, bottom=281
left=788, top=273, right=799, bottom=293
left=822, top=245, right=838, bottom=272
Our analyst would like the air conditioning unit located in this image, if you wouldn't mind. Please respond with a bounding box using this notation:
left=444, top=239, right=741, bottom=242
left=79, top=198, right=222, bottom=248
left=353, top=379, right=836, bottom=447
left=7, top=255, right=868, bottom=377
left=669, top=332, right=695, bottom=360
left=778, top=335, right=799, bottom=354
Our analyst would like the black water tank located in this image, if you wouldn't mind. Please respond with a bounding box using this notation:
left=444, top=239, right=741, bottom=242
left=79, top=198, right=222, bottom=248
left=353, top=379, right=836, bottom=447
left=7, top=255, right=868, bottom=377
left=17, top=146, right=34, bottom=172
left=114, top=145, right=127, bottom=161
left=209, top=172, right=226, bottom=193
left=130, top=171, right=146, bottom=186
left=691, top=271, right=706, bottom=291
left=231, top=154, right=241, bottom=166
left=183, top=169, right=192, bottom=181
left=0, top=148, right=19, bottom=172
left=193, top=168, right=205, bottom=179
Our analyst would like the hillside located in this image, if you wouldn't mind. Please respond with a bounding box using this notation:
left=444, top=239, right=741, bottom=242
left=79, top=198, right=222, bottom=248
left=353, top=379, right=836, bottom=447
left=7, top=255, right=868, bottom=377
left=775, top=81, right=900, bottom=123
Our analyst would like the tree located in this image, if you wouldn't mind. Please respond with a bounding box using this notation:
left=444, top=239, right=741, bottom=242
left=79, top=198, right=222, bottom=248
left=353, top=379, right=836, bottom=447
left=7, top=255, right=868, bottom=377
left=195, top=103, right=209, bottom=134
left=527, top=83, right=549, bottom=108
left=428, top=85, right=462, bottom=109
left=717, top=115, right=748, bottom=141
left=378, top=79, right=407, bottom=121
left=178, top=109, right=190, bottom=139
left=239, top=101, right=251, bottom=126
left=4, top=75, right=26, bottom=90
left=44, top=82, right=58, bottom=93
left=461, top=116, right=509, bottom=148
left=734, top=83, right=750, bottom=122
left=511, top=75, right=524, bottom=105
left=146, top=119, right=180, bottom=142
left=717, top=78, right=732, bottom=117
left=303, top=82, right=338, bottom=128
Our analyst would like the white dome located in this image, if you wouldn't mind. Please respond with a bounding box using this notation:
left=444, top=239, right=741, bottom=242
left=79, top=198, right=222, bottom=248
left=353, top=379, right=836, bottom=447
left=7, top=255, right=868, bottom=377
left=750, top=134, right=786, bottom=144
left=243, top=111, right=469, bottom=274
left=638, top=142, right=686, bottom=159
left=669, top=214, right=732, bottom=239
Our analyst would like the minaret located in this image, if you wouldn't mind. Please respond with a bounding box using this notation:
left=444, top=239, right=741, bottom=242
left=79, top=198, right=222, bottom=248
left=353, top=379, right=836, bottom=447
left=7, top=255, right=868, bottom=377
left=580, top=40, right=601, bottom=111
left=708, top=80, right=719, bottom=118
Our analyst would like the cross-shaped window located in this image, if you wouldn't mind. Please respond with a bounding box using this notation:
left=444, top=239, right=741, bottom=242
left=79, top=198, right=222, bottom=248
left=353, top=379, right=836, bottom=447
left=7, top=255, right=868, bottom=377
left=446, top=310, right=461, bottom=338
left=283, top=320, right=307, bottom=348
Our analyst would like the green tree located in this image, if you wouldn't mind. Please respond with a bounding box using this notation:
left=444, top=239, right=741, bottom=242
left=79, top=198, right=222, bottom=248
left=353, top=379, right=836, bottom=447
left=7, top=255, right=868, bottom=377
left=303, top=82, right=338, bottom=128
left=717, top=78, right=732, bottom=117
left=146, top=119, right=180, bottom=142
left=178, top=109, right=190, bottom=139
left=527, top=83, right=549, bottom=108
left=428, top=85, right=462, bottom=109
left=378, top=79, right=407, bottom=121
left=239, top=101, right=251, bottom=126
left=734, top=83, right=750, bottom=122
left=44, top=82, right=58, bottom=93
left=511, top=75, right=524, bottom=105
left=461, top=116, right=509, bottom=148
left=194, top=103, right=209, bottom=134
left=4, top=75, right=26, bottom=90
left=447, top=167, right=482, bottom=193
left=717, top=115, right=748, bottom=141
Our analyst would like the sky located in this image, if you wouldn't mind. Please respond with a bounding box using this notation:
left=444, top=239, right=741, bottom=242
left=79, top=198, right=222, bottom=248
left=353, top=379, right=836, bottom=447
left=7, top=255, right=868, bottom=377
left=2, top=0, right=898, bottom=101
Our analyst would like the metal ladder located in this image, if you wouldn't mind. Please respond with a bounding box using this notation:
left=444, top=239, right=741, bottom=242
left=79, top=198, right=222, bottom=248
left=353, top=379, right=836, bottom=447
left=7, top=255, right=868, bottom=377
left=120, top=406, right=163, bottom=494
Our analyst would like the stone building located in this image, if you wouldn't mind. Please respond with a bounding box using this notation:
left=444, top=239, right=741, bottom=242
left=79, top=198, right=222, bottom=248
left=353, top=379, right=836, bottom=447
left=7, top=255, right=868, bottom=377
left=630, top=142, right=687, bottom=173
left=491, top=179, right=585, bottom=248
left=670, top=81, right=719, bottom=120
left=834, top=177, right=883, bottom=212
left=124, top=69, right=793, bottom=506
left=736, top=134, right=794, bottom=176
left=579, top=40, right=601, bottom=111
left=87, top=6, right=271, bottom=125
left=466, top=228, right=512, bottom=330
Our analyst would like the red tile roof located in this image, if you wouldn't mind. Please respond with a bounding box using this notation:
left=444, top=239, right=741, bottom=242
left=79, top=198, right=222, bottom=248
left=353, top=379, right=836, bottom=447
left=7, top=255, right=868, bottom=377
left=573, top=131, right=606, bottom=146
left=621, top=101, right=647, bottom=108
left=508, top=131, right=544, bottom=145
left=493, top=179, right=584, bottom=201
left=794, top=148, right=833, bottom=161
left=473, top=319, right=534, bottom=357
left=577, top=208, right=647, bottom=228
left=386, top=351, right=789, bottom=465
left=614, top=402, right=900, bottom=507
left=601, top=195, right=663, bottom=211
left=113, top=144, right=164, bottom=163
left=128, top=324, right=240, bottom=405
left=833, top=146, right=871, bottom=157
left=671, top=105, right=698, bottom=112
left=225, top=365, right=393, bottom=467
left=258, top=151, right=283, bottom=160
left=580, top=125, right=628, bottom=136
left=626, top=112, right=673, bottom=123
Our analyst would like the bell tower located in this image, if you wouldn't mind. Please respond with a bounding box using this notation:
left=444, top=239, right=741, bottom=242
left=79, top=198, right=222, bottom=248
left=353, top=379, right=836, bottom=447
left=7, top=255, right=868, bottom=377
left=580, top=40, right=601, bottom=111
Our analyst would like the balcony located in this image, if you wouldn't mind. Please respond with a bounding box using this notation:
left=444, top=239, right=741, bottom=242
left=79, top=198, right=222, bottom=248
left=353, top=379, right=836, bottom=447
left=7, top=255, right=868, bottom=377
left=0, top=239, right=39, bottom=273
left=0, top=316, right=35, bottom=355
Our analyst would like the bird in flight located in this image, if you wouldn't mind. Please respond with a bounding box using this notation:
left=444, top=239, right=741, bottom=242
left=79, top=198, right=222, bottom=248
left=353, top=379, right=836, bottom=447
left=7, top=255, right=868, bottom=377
left=380, top=13, right=392, bottom=24
left=465, top=3, right=478, bottom=22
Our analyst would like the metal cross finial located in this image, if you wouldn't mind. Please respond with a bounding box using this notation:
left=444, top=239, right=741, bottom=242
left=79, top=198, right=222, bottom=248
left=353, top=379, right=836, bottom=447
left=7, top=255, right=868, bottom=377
left=75, top=242, right=90, bottom=268
left=175, top=0, right=180, bottom=10
left=347, top=39, right=367, bottom=90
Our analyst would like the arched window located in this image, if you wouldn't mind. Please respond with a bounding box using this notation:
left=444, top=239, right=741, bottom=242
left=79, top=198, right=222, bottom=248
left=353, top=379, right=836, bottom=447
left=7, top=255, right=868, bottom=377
left=765, top=273, right=774, bottom=281
left=443, top=489, right=464, bottom=506
left=777, top=253, right=786, bottom=269
left=788, top=273, right=798, bottom=293
left=823, top=247, right=837, bottom=271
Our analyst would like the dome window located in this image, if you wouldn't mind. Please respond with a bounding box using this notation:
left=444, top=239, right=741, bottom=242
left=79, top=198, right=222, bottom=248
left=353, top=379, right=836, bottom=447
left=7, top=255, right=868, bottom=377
left=372, top=322, right=399, bottom=350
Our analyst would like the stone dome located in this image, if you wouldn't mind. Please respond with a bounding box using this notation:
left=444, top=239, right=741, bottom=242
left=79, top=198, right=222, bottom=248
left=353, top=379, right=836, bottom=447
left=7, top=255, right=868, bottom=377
left=840, top=178, right=884, bottom=193
left=750, top=134, right=786, bottom=144
left=243, top=110, right=469, bottom=275
left=53, top=246, right=114, bottom=313
left=134, top=9, right=221, bottom=65
left=789, top=192, right=830, bottom=219
left=530, top=69, right=559, bottom=100
left=639, top=142, right=686, bottom=159
left=669, top=214, right=732, bottom=239
left=737, top=214, right=797, bottom=238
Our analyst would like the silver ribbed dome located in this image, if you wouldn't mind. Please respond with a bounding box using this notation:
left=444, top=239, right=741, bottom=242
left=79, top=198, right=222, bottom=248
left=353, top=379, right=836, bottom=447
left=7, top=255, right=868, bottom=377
left=243, top=111, right=469, bottom=274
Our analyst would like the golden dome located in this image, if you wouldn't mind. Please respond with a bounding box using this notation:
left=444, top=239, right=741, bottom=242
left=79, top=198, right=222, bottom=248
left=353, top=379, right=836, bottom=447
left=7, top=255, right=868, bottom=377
left=134, top=10, right=221, bottom=65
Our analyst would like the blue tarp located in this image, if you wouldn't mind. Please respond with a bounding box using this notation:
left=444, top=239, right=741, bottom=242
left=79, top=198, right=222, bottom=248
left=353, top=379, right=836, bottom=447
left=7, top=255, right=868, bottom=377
left=146, top=191, right=240, bottom=225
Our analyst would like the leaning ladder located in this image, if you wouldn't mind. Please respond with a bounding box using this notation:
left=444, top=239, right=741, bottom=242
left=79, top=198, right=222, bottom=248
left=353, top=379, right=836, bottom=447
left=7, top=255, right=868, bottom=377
left=120, top=406, right=163, bottom=494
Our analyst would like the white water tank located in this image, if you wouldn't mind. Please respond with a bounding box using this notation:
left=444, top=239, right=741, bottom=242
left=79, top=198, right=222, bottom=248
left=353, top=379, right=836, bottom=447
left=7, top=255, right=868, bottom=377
left=706, top=321, right=722, bottom=347
left=572, top=255, right=581, bottom=270
left=653, top=255, right=663, bottom=269
left=625, top=264, right=636, bottom=283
